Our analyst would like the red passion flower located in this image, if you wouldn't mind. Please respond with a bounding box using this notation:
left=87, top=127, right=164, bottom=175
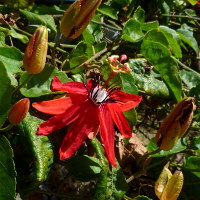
left=32, top=76, right=142, bottom=167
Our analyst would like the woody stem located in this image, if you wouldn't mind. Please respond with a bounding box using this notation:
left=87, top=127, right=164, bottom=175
left=51, top=34, right=66, bottom=67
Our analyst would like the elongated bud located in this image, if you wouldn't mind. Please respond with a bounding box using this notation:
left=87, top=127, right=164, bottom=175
left=60, top=0, right=102, bottom=38
left=155, top=97, right=196, bottom=151
left=155, top=162, right=172, bottom=199
left=23, top=26, right=48, bottom=74
left=8, top=98, right=30, bottom=125
left=155, top=163, right=183, bottom=200
left=161, top=171, right=184, bottom=200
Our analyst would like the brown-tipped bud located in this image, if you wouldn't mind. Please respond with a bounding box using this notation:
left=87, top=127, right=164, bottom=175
left=155, top=163, right=184, bottom=200
left=161, top=171, right=184, bottom=200
left=23, top=26, right=48, bottom=74
left=155, top=162, right=172, bottom=199
left=60, top=0, right=102, bottom=39
left=155, top=97, right=196, bottom=151
left=8, top=98, right=30, bottom=125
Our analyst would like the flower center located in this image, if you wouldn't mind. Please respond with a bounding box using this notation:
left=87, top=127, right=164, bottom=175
left=90, top=86, right=108, bottom=104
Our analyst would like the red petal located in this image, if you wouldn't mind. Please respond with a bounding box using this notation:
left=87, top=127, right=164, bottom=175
left=52, top=76, right=88, bottom=94
left=59, top=102, right=99, bottom=159
left=32, top=96, right=73, bottom=115
left=37, top=96, right=87, bottom=135
left=107, top=103, right=132, bottom=138
left=113, top=92, right=142, bottom=111
left=98, top=105, right=117, bottom=167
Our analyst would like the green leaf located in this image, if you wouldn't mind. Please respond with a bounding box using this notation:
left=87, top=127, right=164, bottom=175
left=120, top=73, right=138, bottom=94
left=70, top=55, right=88, bottom=74
left=0, top=135, right=16, bottom=200
left=186, top=0, right=198, bottom=5
left=190, top=136, right=200, bottom=155
left=0, top=46, right=23, bottom=86
left=0, top=61, right=14, bottom=126
left=87, top=15, right=103, bottom=42
left=177, top=24, right=199, bottom=55
left=159, top=26, right=182, bottom=58
left=185, top=156, right=200, bottom=178
left=148, top=138, right=187, bottom=157
left=122, top=19, right=144, bottom=42
left=83, top=28, right=95, bottom=46
left=98, top=4, right=118, bottom=20
left=189, top=84, right=200, bottom=105
left=141, top=21, right=159, bottom=32
left=19, top=9, right=56, bottom=32
left=133, top=6, right=145, bottom=23
left=9, top=25, right=29, bottom=44
left=133, top=73, right=170, bottom=99
left=15, top=113, right=53, bottom=191
left=141, top=37, right=182, bottom=101
left=20, top=65, right=71, bottom=97
left=180, top=69, right=200, bottom=89
left=66, top=155, right=102, bottom=182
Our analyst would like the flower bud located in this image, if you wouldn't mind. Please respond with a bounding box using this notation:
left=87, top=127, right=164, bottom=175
left=8, top=98, right=30, bottom=125
left=107, top=54, right=132, bottom=74
left=161, top=171, right=184, bottom=200
left=23, top=26, right=48, bottom=74
left=155, top=163, right=184, bottom=200
left=60, top=0, right=102, bottom=38
left=155, top=97, right=196, bottom=151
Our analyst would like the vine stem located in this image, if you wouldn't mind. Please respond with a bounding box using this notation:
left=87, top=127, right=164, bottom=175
left=126, top=148, right=161, bottom=183
left=0, top=124, right=14, bottom=132
left=162, top=14, right=200, bottom=21
left=12, top=74, right=33, bottom=96
left=136, top=148, right=161, bottom=167
left=172, top=56, right=200, bottom=76
left=51, top=34, right=66, bottom=66
left=64, top=47, right=108, bottom=73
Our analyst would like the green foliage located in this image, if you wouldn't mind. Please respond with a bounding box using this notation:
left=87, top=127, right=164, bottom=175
left=20, top=65, right=72, bottom=97
left=0, top=61, right=15, bottom=126
left=66, top=155, right=102, bottom=182
left=15, top=113, right=53, bottom=193
left=148, top=138, right=187, bottom=157
left=0, top=135, right=16, bottom=200
left=0, top=0, right=200, bottom=199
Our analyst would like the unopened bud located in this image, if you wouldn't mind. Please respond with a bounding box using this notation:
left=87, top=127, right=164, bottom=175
left=23, top=26, right=48, bottom=74
left=107, top=54, right=132, bottom=74
left=155, top=97, right=196, bottom=151
left=155, top=163, right=184, bottom=200
left=8, top=98, right=30, bottom=125
left=161, top=171, right=184, bottom=200
left=60, top=0, right=102, bottom=38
